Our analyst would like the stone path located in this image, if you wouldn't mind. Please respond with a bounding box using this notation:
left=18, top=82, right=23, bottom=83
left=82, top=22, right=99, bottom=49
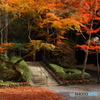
left=27, top=61, right=100, bottom=100
left=44, top=85, right=100, bottom=100
left=27, top=61, right=59, bottom=87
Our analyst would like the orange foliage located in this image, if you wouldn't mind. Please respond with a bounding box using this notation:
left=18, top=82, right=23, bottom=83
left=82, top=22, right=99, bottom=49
left=87, top=28, right=100, bottom=34
left=0, top=0, right=63, bottom=14
left=94, top=17, right=100, bottom=20
left=97, top=11, right=100, bottom=16
left=76, top=44, right=89, bottom=52
left=0, top=47, right=6, bottom=52
left=75, top=33, right=81, bottom=35
left=56, top=35, right=66, bottom=39
left=3, top=0, right=20, bottom=4
left=0, top=86, right=65, bottom=100
left=3, top=43, right=14, bottom=46
left=56, top=40, right=64, bottom=45
left=70, top=0, right=100, bottom=34
left=76, top=44, right=100, bottom=53
left=0, top=43, right=14, bottom=53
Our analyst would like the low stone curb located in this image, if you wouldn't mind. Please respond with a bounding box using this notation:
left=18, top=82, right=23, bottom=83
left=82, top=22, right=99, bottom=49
left=40, top=61, right=64, bottom=85
left=0, top=82, right=31, bottom=88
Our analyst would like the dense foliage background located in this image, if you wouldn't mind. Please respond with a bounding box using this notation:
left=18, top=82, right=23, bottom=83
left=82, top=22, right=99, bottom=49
left=0, top=0, right=100, bottom=82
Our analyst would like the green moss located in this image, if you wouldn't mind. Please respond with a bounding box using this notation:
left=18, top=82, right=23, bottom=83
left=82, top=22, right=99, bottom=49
left=0, top=55, right=15, bottom=81
left=0, top=80, right=3, bottom=83
left=43, top=58, right=91, bottom=80
left=64, top=68, right=91, bottom=80
left=0, top=55, right=31, bottom=82
left=65, top=68, right=81, bottom=73
left=49, top=63, right=67, bottom=79
left=10, top=56, right=31, bottom=81
left=65, top=72, right=91, bottom=80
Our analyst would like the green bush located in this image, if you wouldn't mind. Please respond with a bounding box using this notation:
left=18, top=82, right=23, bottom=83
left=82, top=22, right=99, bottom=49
left=0, top=80, right=3, bottom=83
left=49, top=63, right=67, bottom=79
left=43, top=59, right=67, bottom=79
left=10, top=56, right=31, bottom=82
left=64, top=68, right=91, bottom=80
left=65, top=68, right=81, bottom=73
left=0, top=55, right=15, bottom=81
left=43, top=58, right=91, bottom=80
left=65, top=72, right=91, bottom=80
left=0, top=55, right=31, bottom=82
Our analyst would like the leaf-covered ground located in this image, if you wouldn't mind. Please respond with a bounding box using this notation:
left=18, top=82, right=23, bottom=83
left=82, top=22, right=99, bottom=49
left=0, top=86, right=65, bottom=100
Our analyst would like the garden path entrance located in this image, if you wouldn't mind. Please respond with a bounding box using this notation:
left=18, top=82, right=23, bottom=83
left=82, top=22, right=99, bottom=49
left=27, top=62, right=100, bottom=100
left=27, top=61, right=59, bottom=87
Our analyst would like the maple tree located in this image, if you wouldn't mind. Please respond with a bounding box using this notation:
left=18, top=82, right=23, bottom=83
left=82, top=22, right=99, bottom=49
left=71, top=0, right=100, bottom=81
left=1, top=0, right=99, bottom=81
left=0, top=0, right=81, bottom=66
left=0, top=43, right=13, bottom=53
left=0, top=0, right=83, bottom=40
left=53, top=40, right=76, bottom=68
left=0, top=40, right=55, bottom=81
left=0, top=0, right=59, bottom=81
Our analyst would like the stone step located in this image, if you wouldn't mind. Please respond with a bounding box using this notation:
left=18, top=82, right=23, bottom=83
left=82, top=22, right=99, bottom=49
left=27, top=61, right=59, bottom=87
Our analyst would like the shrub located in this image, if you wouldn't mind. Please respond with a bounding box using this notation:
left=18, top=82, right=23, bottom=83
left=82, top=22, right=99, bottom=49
left=10, top=56, right=31, bottom=82
left=0, top=55, right=15, bottom=81
left=0, top=80, right=3, bottom=83
left=0, top=55, right=31, bottom=82
left=65, top=68, right=81, bottom=73
left=64, top=68, right=91, bottom=80
left=43, top=58, right=91, bottom=80
left=49, top=63, right=67, bottom=79
left=65, top=72, right=91, bottom=80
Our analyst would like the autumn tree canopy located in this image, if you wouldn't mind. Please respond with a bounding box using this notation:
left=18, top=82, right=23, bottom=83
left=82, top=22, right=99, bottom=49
left=72, top=0, right=100, bottom=53
left=0, top=0, right=100, bottom=67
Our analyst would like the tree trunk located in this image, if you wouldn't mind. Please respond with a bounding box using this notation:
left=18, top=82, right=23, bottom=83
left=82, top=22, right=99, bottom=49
left=81, top=51, right=88, bottom=80
left=4, top=13, right=8, bottom=57
left=96, top=51, right=100, bottom=83
left=4, top=13, right=8, bottom=43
